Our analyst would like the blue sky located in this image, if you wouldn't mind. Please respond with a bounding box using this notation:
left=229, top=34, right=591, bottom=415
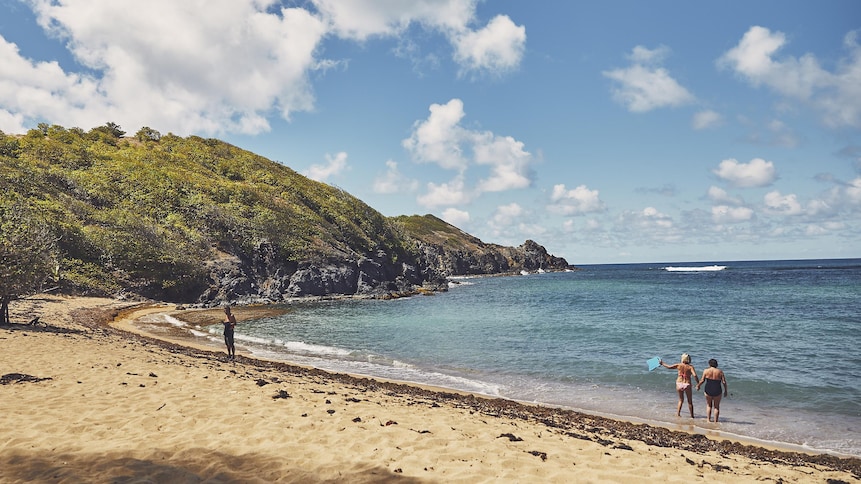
left=1, top=1, right=859, bottom=264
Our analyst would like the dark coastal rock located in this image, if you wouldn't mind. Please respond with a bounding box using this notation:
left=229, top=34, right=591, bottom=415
left=194, top=233, right=562, bottom=305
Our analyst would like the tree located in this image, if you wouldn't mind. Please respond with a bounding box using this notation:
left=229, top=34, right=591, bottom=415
left=88, top=122, right=125, bottom=145
left=0, top=196, right=58, bottom=324
left=135, top=126, right=161, bottom=142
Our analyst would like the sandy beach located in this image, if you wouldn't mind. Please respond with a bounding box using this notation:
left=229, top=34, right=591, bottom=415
left=1, top=295, right=859, bottom=483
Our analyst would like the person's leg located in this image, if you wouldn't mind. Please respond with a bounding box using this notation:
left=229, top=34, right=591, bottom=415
left=705, top=395, right=713, bottom=421
left=676, top=389, right=684, bottom=416
left=685, top=386, right=695, bottom=417
left=226, top=334, right=235, bottom=359
left=713, top=395, right=722, bottom=422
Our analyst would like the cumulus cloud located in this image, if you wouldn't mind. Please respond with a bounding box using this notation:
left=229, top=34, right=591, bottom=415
left=692, top=110, right=723, bottom=130
left=472, top=133, right=533, bottom=192
left=452, top=15, right=526, bottom=76
left=0, top=36, right=106, bottom=133
left=847, top=177, right=861, bottom=204
left=603, top=45, right=695, bottom=112
left=310, top=0, right=525, bottom=77
left=615, top=207, right=678, bottom=244
left=442, top=207, right=470, bottom=227
left=764, top=190, right=804, bottom=215
left=402, top=99, right=469, bottom=170
left=713, top=158, right=777, bottom=188
left=404, top=98, right=536, bottom=204
left=0, top=0, right=525, bottom=134
left=718, top=26, right=861, bottom=129
left=491, top=202, right=525, bottom=226
left=417, top=175, right=472, bottom=207
left=707, top=186, right=743, bottom=205
left=1, top=0, right=328, bottom=134
left=373, top=160, right=419, bottom=194
left=640, top=206, right=674, bottom=229
left=712, top=205, right=754, bottom=223
left=548, top=184, right=606, bottom=215
left=304, top=151, right=349, bottom=182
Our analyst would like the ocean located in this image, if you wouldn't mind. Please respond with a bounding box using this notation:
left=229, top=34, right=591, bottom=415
left=153, top=258, right=861, bottom=457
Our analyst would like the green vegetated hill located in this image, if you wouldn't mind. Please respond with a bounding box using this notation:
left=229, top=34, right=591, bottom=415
left=1, top=123, right=569, bottom=304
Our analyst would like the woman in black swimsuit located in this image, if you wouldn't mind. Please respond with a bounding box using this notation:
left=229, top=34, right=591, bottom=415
left=696, top=358, right=728, bottom=422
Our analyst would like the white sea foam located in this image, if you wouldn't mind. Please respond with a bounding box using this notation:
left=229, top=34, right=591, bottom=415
left=663, top=265, right=726, bottom=272
left=234, top=333, right=351, bottom=357
left=138, top=313, right=187, bottom=326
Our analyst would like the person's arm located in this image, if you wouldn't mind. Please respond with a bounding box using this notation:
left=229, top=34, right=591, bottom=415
left=659, top=360, right=678, bottom=370
left=691, top=366, right=700, bottom=385
left=721, top=371, right=728, bottom=397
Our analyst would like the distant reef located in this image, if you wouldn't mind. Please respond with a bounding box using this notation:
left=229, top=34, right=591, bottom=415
left=1, top=124, right=571, bottom=305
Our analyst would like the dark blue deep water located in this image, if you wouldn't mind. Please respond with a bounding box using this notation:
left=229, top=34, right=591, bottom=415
left=164, top=259, right=860, bottom=456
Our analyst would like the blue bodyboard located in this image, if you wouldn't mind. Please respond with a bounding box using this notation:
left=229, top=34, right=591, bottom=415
left=647, top=357, right=661, bottom=371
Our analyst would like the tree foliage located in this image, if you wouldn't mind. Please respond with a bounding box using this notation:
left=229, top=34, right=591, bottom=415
left=0, top=195, right=57, bottom=324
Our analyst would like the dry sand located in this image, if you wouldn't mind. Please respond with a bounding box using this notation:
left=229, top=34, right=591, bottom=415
left=1, top=295, right=859, bottom=483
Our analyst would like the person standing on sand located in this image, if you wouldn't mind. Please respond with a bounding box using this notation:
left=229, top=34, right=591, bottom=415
left=659, top=353, right=699, bottom=418
left=697, top=358, right=728, bottom=422
left=223, top=306, right=237, bottom=361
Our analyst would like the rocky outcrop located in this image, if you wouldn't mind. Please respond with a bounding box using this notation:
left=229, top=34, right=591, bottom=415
left=415, top=239, right=570, bottom=277
left=197, top=237, right=569, bottom=305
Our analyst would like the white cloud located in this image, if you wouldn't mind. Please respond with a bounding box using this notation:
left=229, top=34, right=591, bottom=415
left=603, top=45, right=695, bottom=112
left=403, top=99, right=469, bottom=170
left=2, top=0, right=328, bottom=135
left=404, top=98, right=536, bottom=203
left=640, top=206, right=673, bottom=229
left=764, top=190, right=804, bottom=215
left=312, top=0, right=473, bottom=40
left=373, top=160, right=419, bottom=194
left=805, top=198, right=833, bottom=217
left=718, top=26, right=861, bottom=129
left=312, top=0, right=525, bottom=76
left=628, top=45, right=669, bottom=64
left=452, top=15, right=526, bottom=76
left=713, top=158, right=777, bottom=188
left=707, top=185, right=743, bottom=205
left=548, top=184, right=606, bottom=215
left=472, top=133, right=532, bottom=191
left=846, top=177, right=861, bottom=204
left=712, top=205, right=754, bottom=223
left=491, top=202, right=524, bottom=226
left=692, top=110, right=723, bottom=130
left=0, top=0, right=524, bottom=135
left=417, top=175, right=472, bottom=207
left=441, top=207, right=470, bottom=227
left=0, top=35, right=107, bottom=133
left=304, top=151, right=348, bottom=182
left=616, top=207, right=678, bottom=243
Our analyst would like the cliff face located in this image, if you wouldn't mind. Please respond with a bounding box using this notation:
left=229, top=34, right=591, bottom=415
left=413, top=238, right=569, bottom=278
left=2, top=125, right=570, bottom=305
left=195, top=229, right=570, bottom=305
left=197, top=244, right=440, bottom=304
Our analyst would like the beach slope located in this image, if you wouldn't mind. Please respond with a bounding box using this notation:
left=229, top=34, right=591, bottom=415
left=1, top=296, right=858, bottom=483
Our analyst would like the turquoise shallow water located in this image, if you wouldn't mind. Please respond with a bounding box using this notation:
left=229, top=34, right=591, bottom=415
left=178, top=258, right=860, bottom=456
